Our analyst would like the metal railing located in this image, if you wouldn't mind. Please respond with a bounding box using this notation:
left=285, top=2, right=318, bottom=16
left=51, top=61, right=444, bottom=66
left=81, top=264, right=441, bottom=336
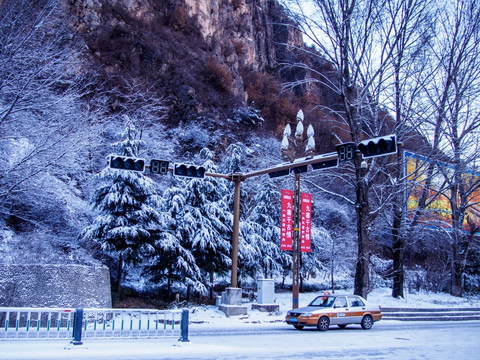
left=0, top=307, right=74, bottom=340
left=382, top=307, right=480, bottom=321
left=0, top=307, right=189, bottom=342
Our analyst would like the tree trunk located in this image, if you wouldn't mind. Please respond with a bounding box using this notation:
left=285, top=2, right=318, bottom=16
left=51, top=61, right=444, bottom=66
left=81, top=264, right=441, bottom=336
left=392, top=224, right=404, bottom=298
left=167, top=269, right=172, bottom=299
left=392, top=150, right=405, bottom=298
left=451, top=245, right=463, bottom=297
left=209, top=272, right=214, bottom=300
left=354, top=239, right=369, bottom=299
left=116, top=253, right=124, bottom=296
left=451, top=228, right=466, bottom=297
left=354, top=165, right=370, bottom=299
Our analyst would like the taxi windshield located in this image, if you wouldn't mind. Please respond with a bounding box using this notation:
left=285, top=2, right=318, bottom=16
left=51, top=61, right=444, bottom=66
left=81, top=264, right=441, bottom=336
left=309, top=296, right=335, bottom=308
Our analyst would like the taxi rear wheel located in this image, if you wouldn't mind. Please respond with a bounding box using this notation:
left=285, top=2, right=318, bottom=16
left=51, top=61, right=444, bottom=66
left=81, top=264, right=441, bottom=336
left=361, top=315, right=373, bottom=330
left=317, top=316, right=330, bottom=331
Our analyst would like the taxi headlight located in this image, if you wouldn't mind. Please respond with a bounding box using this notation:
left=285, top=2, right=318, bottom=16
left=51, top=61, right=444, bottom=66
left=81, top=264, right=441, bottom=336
left=302, top=312, right=313, bottom=317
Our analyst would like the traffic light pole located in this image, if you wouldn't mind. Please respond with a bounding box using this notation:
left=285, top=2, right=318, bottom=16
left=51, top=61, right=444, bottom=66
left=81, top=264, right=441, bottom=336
left=204, top=153, right=341, bottom=291
left=201, top=133, right=397, bottom=293
left=203, top=172, right=243, bottom=289
left=113, top=134, right=397, bottom=296
left=231, top=175, right=242, bottom=288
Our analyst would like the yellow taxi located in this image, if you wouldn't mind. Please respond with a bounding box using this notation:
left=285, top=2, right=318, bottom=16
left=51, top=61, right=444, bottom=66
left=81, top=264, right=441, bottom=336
left=285, top=293, right=382, bottom=331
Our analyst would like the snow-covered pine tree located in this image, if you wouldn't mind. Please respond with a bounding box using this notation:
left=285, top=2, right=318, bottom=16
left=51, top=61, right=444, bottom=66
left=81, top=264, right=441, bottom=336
left=183, top=148, right=232, bottom=298
left=245, top=176, right=287, bottom=278
left=82, top=117, right=160, bottom=295
left=300, top=226, right=329, bottom=285
left=143, top=181, right=205, bottom=299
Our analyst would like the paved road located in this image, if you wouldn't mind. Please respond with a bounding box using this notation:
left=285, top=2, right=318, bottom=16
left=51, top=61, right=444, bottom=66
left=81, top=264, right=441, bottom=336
left=1, top=321, right=479, bottom=360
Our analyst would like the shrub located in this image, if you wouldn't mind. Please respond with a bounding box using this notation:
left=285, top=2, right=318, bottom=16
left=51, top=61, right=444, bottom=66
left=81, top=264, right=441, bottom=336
left=231, top=103, right=265, bottom=127
left=241, top=69, right=298, bottom=133
left=232, top=0, right=243, bottom=10
left=233, top=39, right=246, bottom=57
left=171, top=7, right=187, bottom=31
left=202, top=57, right=233, bottom=92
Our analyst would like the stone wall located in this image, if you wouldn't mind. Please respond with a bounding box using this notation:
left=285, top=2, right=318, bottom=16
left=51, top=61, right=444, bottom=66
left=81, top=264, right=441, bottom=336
left=0, top=264, right=111, bottom=308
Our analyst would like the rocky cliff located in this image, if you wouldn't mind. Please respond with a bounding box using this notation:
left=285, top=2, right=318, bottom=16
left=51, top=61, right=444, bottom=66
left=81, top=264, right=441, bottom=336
left=68, top=0, right=309, bottom=132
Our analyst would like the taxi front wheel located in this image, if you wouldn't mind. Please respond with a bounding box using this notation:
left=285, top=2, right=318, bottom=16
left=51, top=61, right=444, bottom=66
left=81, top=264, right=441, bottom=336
left=361, top=315, right=373, bottom=330
left=317, top=316, right=330, bottom=331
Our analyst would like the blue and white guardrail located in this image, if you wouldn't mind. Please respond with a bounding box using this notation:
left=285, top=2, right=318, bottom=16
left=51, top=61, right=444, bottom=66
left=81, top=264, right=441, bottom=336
left=0, top=307, right=189, bottom=343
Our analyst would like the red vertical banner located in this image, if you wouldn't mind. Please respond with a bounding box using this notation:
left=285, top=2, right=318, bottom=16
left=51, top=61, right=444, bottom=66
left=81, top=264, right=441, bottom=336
left=300, top=193, right=312, bottom=252
left=280, top=189, right=293, bottom=251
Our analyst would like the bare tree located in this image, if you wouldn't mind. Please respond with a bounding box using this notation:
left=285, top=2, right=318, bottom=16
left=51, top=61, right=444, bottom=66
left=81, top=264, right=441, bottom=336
left=416, top=0, right=480, bottom=296
left=378, top=0, right=437, bottom=298
left=281, top=0, right=480, bottom=298
left=0, top=0, right=91, bottom=231
left=282, top=0, right=408, bottom=298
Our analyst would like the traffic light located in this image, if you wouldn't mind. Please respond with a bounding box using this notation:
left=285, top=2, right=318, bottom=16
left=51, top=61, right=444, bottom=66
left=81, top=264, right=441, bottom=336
left=311, top=158, right=338, bottom=170
left=108, top=155, right=145, bottom=172
left=150, top=159, right=169, bottom=175
left=292, top=165, right=308, bottom=174
left=174, top=163, right=206, bottom=178
left=357, top=134, right=397, bottom=158
left=268, top=168, right=291, bottom=179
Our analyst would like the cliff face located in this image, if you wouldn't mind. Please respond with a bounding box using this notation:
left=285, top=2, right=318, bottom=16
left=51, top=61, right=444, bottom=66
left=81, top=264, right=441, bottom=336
left=68, top=0, right=306, bottom=130
left=183, top=0, right=298, bottom=69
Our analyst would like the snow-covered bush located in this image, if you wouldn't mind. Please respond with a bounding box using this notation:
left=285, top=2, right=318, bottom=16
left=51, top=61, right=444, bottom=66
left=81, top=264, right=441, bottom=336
left=230, top=103, right=265, bottom=127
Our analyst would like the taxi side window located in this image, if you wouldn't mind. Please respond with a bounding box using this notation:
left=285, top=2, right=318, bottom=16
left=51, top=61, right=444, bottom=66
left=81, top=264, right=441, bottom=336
left=334, top=297, right=348, bottom=308
left=349, top=297, right=365, bottom=307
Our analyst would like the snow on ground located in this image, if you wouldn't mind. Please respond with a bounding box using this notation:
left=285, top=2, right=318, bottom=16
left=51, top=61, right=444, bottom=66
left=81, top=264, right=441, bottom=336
left=1, top=288, right=480, bottom=360
left=187, top=288, right=480, bottom=328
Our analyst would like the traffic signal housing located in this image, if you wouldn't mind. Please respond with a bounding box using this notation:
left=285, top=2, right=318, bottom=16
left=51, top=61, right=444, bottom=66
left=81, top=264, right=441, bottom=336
left=335, top=142, right=356, bottom=163
left=357, top=135, right=397, bottom=159
left=108, top=155, right=145, bottom=172
left=150, top=159, right=169, bottom=175
left=174, top=163, right=206, bottom=178
left=311, top=158, right=338, bottom=170
left=292, top=165, right=308, bottom=174
left=268, top=168, right=291, bottom=179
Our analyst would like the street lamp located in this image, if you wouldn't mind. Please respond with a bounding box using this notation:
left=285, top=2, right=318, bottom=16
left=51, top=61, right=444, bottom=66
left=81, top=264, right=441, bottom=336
left=281, top=109, right=315, bottom=309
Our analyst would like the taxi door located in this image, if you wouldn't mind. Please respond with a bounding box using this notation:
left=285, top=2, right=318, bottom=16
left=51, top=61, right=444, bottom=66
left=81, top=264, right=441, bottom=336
left=347, top=296, right=367, bottom=323
left=332, top=296, right=349, bottom=325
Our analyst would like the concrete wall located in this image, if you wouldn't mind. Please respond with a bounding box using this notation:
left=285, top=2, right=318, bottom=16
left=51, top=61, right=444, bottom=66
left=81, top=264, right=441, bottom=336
left=0, top=264, right=111, bottom=308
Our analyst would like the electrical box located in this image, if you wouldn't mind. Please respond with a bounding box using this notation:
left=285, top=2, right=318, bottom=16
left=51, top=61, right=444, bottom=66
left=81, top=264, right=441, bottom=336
left=257, top=278, right=275, bottom=304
